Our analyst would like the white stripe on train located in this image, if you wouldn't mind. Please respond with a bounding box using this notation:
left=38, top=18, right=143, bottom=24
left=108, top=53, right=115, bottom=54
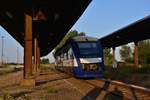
left=80, top=58, right=102, bottom=64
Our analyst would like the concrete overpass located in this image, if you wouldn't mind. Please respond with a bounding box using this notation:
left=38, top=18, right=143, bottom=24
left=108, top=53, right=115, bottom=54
left=99, top=15, right=150, bottom=66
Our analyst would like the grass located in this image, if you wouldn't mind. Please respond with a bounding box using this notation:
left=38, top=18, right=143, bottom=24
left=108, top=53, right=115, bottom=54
left=0, top=64, right=9, bottom=68
left=2, top=91, right=14, bottom=100
left=0, top=67, right=22, bottom=75
left=103, top=65, right=150, bottom=88
left=0, top=96, right=3, bottom=100
left=40, top=63, right=55, bottom=71
left=47, top=87, right=58, bottom=93
left=104, top=65, right=150, bottom=79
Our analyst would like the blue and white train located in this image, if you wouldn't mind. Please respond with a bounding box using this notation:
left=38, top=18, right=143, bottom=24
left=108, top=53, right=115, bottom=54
left=54, top=36, right=105, bottom=78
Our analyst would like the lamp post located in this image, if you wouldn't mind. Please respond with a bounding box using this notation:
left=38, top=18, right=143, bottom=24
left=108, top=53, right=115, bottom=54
left=17, top=46, right=19, bottom=64
left=1, top=36, right=4, bottom=65
left=0, top=34, right=2, bottom=65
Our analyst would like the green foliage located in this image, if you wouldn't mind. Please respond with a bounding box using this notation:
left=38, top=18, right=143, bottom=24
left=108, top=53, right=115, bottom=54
left=115, top=67, right=132, bottom=80
left=54, top=30, right=78, bottom=53
left=104, top=48, right=113, bottom=65
left=40, top=58, right=49, bottom=64
left=105, top=65, right=150, bottom=80
left=47, top=87, right=58, bottom=93
left=103, top=70, right=111, bottom=79
left=138, top=40, right=150, bottom=65
left=0, top=96, right=3, bottom=100
left=120, top=45, right=133, bottom=62
left=54, top=30, right=86, bottom=54
left=79, top=32, right=86, bottom=36
left=3, top=91, right=14, bottom=100
left=132, top=66, right=150, bottom=74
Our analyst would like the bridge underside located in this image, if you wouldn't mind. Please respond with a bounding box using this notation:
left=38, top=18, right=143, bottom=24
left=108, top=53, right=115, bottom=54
left=99, top=16, right=150, bottom=48
left=0, top=0, right=92, bottom=84
left=99, top=16, right=150, bottom=67
left=0, top=0, right=91, bottom=56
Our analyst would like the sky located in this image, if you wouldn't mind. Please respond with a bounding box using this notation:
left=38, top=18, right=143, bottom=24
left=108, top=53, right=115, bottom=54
left=0, top=0, right=150, bottom=63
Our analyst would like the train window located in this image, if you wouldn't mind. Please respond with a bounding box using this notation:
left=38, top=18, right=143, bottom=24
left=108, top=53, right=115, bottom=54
left=77, top=42, right=100, bottom=58
left=70, top=54, right=74, bottom=59
left=66, top=52, right=68, bottom=59
left=56, top=56, right=58, bottom=61
left=78, top=42, right=97, bottom=48
left=64, top=53, right=67, bottom=60
left=68, top=48, right=72, bottom=59
left=68, top=54, right=71, bottom=59
left=61, top=53, right=63, bottom=58
left=60, top=53, right=64, bottom=61
left=57, top=56, right=60, bottom=62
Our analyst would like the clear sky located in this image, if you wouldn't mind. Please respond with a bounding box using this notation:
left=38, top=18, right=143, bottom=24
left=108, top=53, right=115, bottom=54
left=0, top=0, right=150, bottom=63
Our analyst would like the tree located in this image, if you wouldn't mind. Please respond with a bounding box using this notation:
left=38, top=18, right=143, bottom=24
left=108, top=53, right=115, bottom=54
left=79, top=32, right=86, bottom=36
left=54, top=30, right=78, bottom=52
left=104, top=48, right=113, bottom=65
left=120, top=45, right=132, bottom=63
left=138, top=40, right=150, bottom=65
left=41, top=58, right=49, bottom=64
left=54, top=30, right=88, bottom=53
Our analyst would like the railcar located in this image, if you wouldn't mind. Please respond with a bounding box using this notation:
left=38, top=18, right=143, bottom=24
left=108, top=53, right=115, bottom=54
left=54, top=36, right=105, bottom=78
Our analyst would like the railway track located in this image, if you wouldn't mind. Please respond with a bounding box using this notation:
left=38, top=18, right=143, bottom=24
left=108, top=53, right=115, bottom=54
left=51, top=70, right=150, bottom=100
left=50, top=70, right=149, bottom=100
left=34, top=69, right=150, bottom=100
left=0, top=68, right=149, bottom=100
left=80, top=79, right=150, bottom=100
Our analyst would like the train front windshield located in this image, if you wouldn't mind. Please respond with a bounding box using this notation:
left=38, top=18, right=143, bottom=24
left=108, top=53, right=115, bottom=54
left=77, top=42, right=101, bottom=58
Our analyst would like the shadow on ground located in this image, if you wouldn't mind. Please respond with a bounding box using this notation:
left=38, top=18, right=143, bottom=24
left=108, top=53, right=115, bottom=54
left=81, top=80, right=124, bottom=100
left=36, top=76, right=71, bottom=86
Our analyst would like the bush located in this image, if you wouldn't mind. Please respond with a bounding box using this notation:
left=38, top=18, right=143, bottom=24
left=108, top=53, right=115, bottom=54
left=103, top=71, right=111, bottom=79
left=132, top=67, right=150, bottom=74
left=47, top=87, right=58, bottom=93
left=104, top=65, right=150, bottom=81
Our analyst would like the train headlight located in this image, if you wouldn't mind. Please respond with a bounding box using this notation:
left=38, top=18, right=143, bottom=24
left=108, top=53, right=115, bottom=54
left=81, top=63, right=100, bottom=71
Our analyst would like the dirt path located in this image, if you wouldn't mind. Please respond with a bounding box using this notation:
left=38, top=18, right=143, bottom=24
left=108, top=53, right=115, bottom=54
left=0, top=70, right=94, bottom=100
left=0, top=71, right=23, bottom=89
left=1, top=68, right=149, bottom=100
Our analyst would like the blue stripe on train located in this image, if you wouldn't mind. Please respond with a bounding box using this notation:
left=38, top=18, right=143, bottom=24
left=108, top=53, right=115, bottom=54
left=72, top=67, right=103, bottom=78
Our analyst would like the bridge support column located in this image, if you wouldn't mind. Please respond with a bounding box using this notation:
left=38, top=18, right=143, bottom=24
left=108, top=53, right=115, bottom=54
left=33, top=37, right=40, bottom=75
left=112, top=47, right=116, bottom=62
left=36, top=41, right=40, bottom=73
left=24, top=14, right=33, bottom=78
left=134, top=42, right=139, bottom=67
left=34, top=38, right=40, bottom=74
left=21, top=14, right=35, bottom=86
left=33, top=38, right=37, bottom=74
left=112, top=47, right=117, bottom=68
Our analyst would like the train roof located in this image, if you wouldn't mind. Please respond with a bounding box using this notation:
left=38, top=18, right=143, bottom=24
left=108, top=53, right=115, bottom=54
left=53, top=35, right=98, bottom=57
left=72, top=36, right=98, bottom=42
